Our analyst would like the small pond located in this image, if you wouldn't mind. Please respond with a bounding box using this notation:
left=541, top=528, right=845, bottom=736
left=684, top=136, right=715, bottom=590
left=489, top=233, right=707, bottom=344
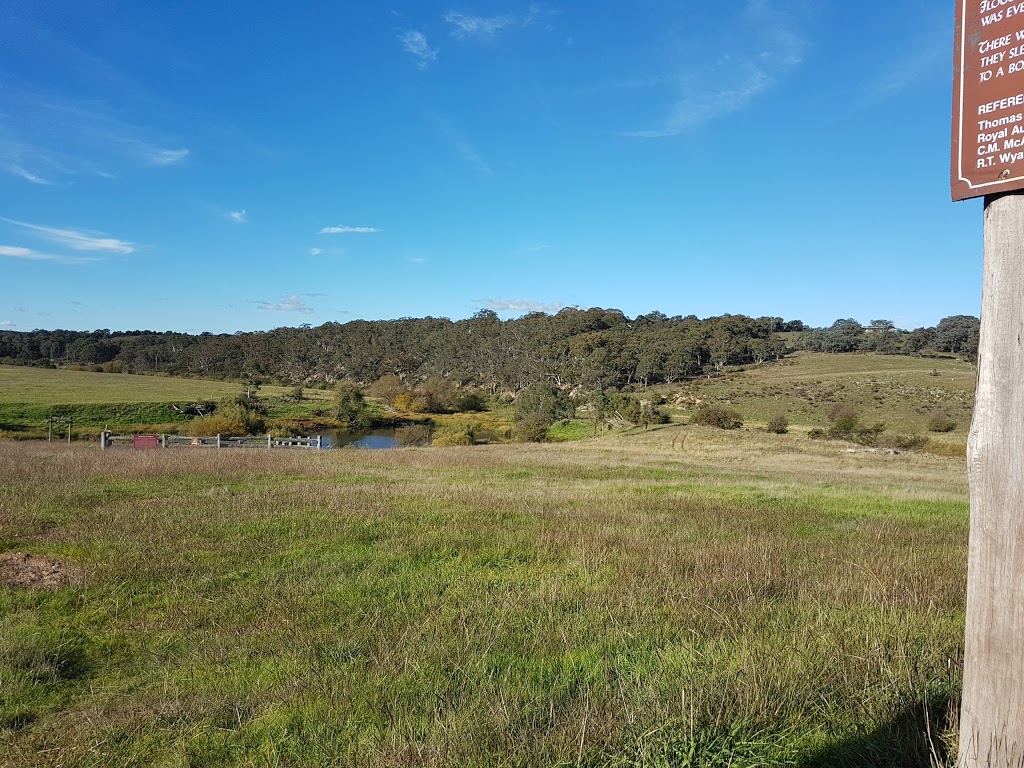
left=318, top=424, right=433, bottom=450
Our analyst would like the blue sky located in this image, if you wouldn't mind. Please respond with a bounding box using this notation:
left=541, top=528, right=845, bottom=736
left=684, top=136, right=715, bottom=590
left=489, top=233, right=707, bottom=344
left=0, top=0, right=978, bottom=333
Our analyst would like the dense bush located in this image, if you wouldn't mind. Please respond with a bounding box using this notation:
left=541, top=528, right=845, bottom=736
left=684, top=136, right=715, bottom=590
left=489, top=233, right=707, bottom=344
left=825, top=405, right=885, bottom=446
left=766, top=414, right=789, bottom=434
left=513, top=382, right=574, bottom=441
left=927, top=414, right=957, bottom=433
left=878, top=433, right=929, bottom=452
left=693, top=405, right=743, bottom=430
left=335, top=383, right=374, bottom=429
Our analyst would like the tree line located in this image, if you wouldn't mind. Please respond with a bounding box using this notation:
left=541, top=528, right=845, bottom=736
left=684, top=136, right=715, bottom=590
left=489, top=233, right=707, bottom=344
left=0, top=309, right=979, bottom=392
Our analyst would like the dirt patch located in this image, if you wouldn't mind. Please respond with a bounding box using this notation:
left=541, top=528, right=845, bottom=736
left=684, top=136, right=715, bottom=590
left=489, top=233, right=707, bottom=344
left=0, top=552, right=79, bottom=589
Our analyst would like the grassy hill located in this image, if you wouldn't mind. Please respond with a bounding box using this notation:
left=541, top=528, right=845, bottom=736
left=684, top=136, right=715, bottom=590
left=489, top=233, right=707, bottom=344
left=658, top=352, right=974, bottom=454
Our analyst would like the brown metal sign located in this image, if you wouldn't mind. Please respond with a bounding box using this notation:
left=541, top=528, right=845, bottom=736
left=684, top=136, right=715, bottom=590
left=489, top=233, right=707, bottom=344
left=952, top=0, right=1024, bottom=200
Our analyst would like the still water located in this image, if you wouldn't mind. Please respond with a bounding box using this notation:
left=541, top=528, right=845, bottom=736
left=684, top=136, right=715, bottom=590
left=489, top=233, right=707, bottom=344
left=318, top=425, right=432, bottom=449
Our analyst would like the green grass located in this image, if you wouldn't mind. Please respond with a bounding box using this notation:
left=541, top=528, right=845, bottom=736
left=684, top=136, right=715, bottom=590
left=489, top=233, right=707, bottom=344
left=0, top=366, right=334, bottom=436
left=0, top=427, right=966, bottom=766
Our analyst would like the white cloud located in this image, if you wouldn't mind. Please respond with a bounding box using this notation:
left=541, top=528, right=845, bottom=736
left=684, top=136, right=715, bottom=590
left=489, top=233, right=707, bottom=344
left=481, top=298, right=563, bottom=314
left=146, top=147, right=189, bottom=166
left=310, top=247, right=323, bottom=256
left=0, top=321, right=15, bottom=329
left=0, top=244, right=98, bottom=264
left=400, top=31, right=438, bottom=69
left=228, top=209, right=247, bottom=224
left=257, top=295, right=314, bottom=314
left=9, top=164, right=53, bottom=185
left=4, top=219, right=134, bottom=254
left=318, top=225, right=380, bottom=234
left=444, top=11, right=517, bottom=39
left=624, top=0, right=806, bottom=137
left=444, top=5, right=553, bottom=39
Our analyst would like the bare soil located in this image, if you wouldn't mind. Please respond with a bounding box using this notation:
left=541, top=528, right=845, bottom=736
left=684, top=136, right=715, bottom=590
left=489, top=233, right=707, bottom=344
left=0, top=552, right=79, bottom=589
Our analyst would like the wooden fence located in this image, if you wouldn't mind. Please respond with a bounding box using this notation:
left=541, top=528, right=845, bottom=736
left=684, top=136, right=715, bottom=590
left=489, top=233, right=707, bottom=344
left=100, top=431, right=323, bottom=450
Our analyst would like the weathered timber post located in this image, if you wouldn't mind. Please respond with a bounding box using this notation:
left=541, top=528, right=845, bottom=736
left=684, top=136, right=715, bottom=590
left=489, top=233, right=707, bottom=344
left=958, top=192, right=1024, bottom=768
left=216, top=434, right=221, bottom=449
left=268, top=435, right=272, bottom=450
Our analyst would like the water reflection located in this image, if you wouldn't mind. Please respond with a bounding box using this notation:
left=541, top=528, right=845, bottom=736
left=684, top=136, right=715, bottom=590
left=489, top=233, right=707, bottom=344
left=319, top=424, right=432, bottom=449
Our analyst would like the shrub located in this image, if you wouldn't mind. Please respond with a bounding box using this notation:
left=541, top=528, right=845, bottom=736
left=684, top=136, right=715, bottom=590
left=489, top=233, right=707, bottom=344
left=431, top=427, right=474, bottom=447
left=766, top=414, right=789, bottom=434
left=513, top=382, right=574, bottom=440
left=692, top=405, right=743, bottom=430
left=190, top=415, right=246, bottom=437
left=514, top=413, right=554, bottom=442
left=878, top=433, right=929, bottom=452
left=393, top=392, right=427, bottom=413
left=825, top=405, right=885, bottom=445
left=927, top=414, right=957, bottom=433
left=808, top=428, right=826, bottom=439
left=455, top=391, right=487, bottom=412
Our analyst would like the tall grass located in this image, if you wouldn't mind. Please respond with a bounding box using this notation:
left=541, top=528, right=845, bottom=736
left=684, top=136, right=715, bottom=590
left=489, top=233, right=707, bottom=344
left=0, top=427, right=966, bottom=766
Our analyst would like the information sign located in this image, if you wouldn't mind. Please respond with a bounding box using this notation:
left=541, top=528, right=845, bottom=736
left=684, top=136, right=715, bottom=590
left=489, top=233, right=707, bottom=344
left=133, top=434, right=160, bottom=449
left=952, top=0, right=1024, bottom=200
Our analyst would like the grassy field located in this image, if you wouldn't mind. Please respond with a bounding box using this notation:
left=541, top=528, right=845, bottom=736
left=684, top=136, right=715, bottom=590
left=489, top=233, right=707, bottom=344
left=0, top=425, right=967, bottom=766
left=0, top=366, right=333, bottom=437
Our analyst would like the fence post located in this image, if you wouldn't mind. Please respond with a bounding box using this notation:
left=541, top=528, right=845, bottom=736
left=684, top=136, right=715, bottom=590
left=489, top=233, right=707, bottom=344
left=268, top=435, right=273, bottom=450
left=216, top=434, right=221, bottom=449
left=100, top=430, right=108, bottom=450
left=317, top=435, right=322, bottom=450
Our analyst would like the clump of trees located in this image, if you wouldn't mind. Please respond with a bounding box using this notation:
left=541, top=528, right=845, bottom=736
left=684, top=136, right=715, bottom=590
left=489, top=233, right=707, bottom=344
left=513, top=382, right=575, bottom=442
left=335, top=383, right=374, bottom=430
left=797, top=316, right=980, bottom=362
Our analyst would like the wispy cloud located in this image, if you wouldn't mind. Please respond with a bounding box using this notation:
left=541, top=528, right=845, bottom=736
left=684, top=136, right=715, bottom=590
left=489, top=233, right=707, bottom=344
left=444, top=11, right=518, bottom=39
left=0, top=89, right=189, bottom=180
left=9, top=163, right=53, bottom=185
left=146, top=147, right=189, bottom=166
left=227, top=209, right=247, bottom=224
left=444, top=5, right=553, bottom=40
left=257, top=295, right=315, bottom=314
left=624, top=0, right=806, bottom=137
left=5, top=219, right=134, bottom=254
left=310, top=247, right=323, bottom=256
left=318, top=225, right=379, bottom=234
left=431, top=113, right=493, bottom=175
left=481, top=298, right=563, bottom=314
left=0, top=244, right=98, bottom=264
left=400, top=31, right=438, bottom=69
left=0, top=321, right=15, bottom=329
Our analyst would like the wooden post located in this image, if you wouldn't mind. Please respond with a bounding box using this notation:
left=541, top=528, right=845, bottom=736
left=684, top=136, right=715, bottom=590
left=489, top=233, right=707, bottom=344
left=48, top=418, right=52, bottom=443
left=67, top=418, right=72, bottom=445
left=268, top=435, right=273, bottom=450
left=958, top=191, right=1024, bottom=768
left=317, top=435, right=322, bottom=450
left=216, top=434, right=221, bottom=449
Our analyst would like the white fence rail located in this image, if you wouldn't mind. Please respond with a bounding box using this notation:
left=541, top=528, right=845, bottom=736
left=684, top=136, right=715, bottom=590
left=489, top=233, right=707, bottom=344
left=101, top=432, right=323, bottom=450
